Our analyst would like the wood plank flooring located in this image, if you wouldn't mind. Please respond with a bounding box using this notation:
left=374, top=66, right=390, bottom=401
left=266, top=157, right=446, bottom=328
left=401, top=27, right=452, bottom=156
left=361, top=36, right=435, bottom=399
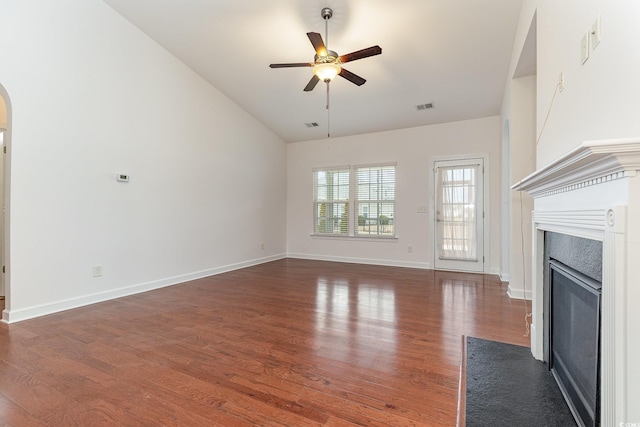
left=0, top=259, right=530, bottom=426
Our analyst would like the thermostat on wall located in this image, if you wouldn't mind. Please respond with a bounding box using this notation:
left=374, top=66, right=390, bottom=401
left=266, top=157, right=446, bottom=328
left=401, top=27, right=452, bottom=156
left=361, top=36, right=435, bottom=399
left=116, top=174, right=130, bottom=182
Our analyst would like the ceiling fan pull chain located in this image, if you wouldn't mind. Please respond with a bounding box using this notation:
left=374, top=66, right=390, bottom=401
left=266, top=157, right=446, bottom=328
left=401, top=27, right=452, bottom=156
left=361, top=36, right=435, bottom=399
left=326, top=81, right=330, bottom=110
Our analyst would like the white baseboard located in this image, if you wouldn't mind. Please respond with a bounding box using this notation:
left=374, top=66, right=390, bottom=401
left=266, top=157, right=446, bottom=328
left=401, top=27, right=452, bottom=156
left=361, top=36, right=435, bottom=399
left=499, top=272, right=510, bottom=283
left=488, top=267, right=502, bottom=276
left=507, top=284, right=532, bottom=300
left=2, top=254, right=286, bottom=324
left=286, top=252, right=432, bottom=270
left=529, top=324, right=543, bottom=360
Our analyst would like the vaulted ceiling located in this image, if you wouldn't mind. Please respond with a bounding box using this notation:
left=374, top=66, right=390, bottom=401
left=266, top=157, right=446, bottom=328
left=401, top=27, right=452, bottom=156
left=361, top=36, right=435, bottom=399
left=103, top=0, right=523, bottom=143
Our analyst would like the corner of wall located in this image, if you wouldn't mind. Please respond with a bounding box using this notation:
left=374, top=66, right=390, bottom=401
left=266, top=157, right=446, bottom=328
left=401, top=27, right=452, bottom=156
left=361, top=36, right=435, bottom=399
left=507, top=283, right=532, bottom=300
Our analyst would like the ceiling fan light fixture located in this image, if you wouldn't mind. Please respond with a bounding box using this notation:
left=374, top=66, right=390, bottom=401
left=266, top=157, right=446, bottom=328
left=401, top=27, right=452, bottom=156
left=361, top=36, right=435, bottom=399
left=313, top=63, right=341, bottom=82
left=268, top=7, right=382, bottom=138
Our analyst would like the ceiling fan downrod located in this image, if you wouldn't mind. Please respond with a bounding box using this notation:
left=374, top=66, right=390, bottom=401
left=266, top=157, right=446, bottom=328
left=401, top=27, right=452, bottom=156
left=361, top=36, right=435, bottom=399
left=321, top=7, right=332, bottom=51
left=321, top=7, right=333, bottom=138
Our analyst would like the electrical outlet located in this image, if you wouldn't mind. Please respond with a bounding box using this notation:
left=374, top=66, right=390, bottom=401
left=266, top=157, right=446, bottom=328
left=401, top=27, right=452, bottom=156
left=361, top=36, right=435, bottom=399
left=260, top=242, right=264, bottom=250
left=407, top=245, right=413, bottom=253
left=92, top=265, right=103, bottom=277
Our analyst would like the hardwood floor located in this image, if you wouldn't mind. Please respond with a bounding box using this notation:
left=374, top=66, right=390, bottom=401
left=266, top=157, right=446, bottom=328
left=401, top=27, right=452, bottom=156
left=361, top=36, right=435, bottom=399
left=0, top=259, right=530, bottom=426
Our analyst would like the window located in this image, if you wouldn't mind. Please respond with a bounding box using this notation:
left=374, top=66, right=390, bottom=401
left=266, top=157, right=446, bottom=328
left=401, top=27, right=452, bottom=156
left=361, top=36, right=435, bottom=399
left=356, top=165, right=396, bottom=237
left=313, top=164, right=396, bottom=238
left=313, top=167, right=350, bottom=235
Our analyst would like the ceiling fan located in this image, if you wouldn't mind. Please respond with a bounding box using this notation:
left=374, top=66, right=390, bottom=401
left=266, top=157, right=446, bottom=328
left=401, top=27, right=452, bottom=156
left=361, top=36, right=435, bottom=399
left=269, top=7, right=382, bottom=93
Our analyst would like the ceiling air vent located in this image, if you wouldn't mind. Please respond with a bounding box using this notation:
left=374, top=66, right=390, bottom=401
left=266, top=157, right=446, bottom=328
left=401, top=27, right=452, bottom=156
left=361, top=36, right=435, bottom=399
left=304, top=122, right=320, bottom=128
left=416, top=102, right=435, bottom=111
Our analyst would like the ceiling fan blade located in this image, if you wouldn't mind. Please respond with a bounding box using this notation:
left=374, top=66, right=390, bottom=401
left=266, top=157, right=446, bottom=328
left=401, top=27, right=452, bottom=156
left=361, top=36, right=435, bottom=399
left=307, top=32, right=327, bottom=56
left=270, top=62, right=314, bottom=68
left=338, top=46, right=382, bottom=63
left=303, top=75, right=321, bottom=92
left=338, top=68, right=366, bottom=86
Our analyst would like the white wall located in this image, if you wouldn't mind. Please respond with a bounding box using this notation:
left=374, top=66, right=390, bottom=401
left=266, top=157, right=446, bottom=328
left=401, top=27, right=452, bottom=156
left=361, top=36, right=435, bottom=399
left=500, top=119, right=511, bottom=282
left=287, top=117, right=502, bottom=274
left=534, top=0, right=640, bottom=164
left=507, top=76, right=536, bottom=299
left=0, top=0, right=287, bottom=322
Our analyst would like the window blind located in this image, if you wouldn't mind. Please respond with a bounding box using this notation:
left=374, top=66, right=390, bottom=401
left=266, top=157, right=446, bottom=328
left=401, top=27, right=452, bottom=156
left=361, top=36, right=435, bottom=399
left=313, top=168, right=350, bottom=234
left=355, top=165, right=396, bottom=237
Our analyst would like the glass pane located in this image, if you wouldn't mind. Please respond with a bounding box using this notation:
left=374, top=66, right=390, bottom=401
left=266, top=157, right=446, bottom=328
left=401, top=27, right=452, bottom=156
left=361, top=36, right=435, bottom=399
left=314, top=168, right=350, bottom=234
left=315, top=202, right=348, bottom=234
left=355, top=166, right=395, bottom=237
left=437, top=165, right=478, bottom=260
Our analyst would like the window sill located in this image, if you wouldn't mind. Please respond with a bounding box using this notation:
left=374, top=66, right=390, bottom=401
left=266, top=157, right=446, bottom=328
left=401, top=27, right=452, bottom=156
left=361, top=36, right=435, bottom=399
left=310, top=234, right=398, bottom=243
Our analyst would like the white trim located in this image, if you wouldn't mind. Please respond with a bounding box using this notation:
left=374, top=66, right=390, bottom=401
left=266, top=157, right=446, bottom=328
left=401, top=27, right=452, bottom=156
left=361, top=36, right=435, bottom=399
left=532, top=209, right=608, bottom=234
left=312, top=163, right=397, bottom=238
left=506, top=284, right=532, bottom=300
left=488, top=266, right=501, bottom=277
left=287, top=252, right=432, bottom=270
left=429, top=153, right=491, bottom=273
left=312, top=164, right=350, bottom=172
left=512, top=137, right=640, bottom=197
left=353, top=163, right=397, bottom=239
left=514, top=137, right=640, bottom=425
left=531, top=208, right=625, bottom=426
left=352, top=161, right=398, bottom=169
left=310, top=234, right=398, bottom=243
left=1, top=254, right=286, bottom=324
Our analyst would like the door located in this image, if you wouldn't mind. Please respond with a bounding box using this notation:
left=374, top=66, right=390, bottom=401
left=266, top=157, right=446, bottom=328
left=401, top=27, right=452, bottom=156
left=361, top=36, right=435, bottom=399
left=434, top=158, right=484, bottom=272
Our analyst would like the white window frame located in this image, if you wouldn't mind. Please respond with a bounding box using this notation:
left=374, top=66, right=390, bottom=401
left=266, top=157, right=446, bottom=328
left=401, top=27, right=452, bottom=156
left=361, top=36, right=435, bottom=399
left=312, top=163, right=397, bottom=239
left=313, top=166, right=350, bottom=236
left=354, top=163, right=397, bottom=238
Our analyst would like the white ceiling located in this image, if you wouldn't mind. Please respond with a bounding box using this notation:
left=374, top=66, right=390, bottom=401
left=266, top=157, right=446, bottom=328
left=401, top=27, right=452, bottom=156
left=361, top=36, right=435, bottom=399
left=103, top=0, right=523, bottom=143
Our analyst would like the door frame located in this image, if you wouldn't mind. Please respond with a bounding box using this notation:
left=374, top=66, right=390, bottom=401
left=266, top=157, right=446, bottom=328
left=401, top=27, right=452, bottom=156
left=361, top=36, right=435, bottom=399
left=0, top=84, right=11, bottom=322
left=429, top=153, right=490, bottom=273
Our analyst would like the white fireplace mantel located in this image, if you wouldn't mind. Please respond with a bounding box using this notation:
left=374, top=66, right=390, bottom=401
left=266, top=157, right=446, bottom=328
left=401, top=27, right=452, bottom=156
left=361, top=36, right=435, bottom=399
left=512, top=137, right=640, bottom=197
left=512, top=137, right=640, bottom=426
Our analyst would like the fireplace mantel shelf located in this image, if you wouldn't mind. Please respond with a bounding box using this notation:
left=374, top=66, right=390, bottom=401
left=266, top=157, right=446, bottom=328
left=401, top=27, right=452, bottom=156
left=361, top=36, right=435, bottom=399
left=511, top=137, right=640, bottom=197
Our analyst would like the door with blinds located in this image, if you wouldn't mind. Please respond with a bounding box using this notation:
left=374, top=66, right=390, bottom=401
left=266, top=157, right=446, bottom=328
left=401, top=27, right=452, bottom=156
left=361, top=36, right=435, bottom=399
left=434, top=158, right=484, bottom=272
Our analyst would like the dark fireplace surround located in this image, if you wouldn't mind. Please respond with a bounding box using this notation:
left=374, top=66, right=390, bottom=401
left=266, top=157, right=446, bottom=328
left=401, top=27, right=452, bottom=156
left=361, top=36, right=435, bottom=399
left=544, top=232, right=602, bottom=427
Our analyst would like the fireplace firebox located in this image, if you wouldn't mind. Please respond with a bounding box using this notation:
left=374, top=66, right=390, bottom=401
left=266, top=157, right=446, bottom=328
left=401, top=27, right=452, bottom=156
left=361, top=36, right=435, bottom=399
left=549, top=259, right=601, bottom=427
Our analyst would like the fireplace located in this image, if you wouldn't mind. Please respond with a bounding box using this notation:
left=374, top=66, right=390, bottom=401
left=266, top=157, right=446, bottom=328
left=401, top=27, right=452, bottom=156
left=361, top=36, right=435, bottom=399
left=511, top=138, right=640, bottom=425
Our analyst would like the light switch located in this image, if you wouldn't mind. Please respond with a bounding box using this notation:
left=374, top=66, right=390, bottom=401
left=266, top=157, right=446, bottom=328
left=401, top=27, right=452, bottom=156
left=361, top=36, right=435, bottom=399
left=580, top=31, right=590, bottom=64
